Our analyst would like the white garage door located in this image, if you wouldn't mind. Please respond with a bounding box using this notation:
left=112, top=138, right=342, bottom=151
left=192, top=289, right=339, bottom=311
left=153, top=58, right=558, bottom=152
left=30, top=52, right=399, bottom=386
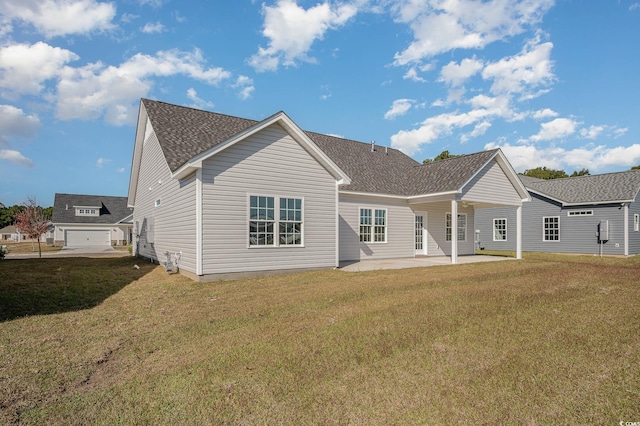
left=65, top=230, right=110, bottom=247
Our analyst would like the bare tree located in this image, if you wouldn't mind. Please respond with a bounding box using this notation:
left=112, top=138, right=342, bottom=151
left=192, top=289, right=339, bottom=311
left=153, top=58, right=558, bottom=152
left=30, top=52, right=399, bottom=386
left=14, top=197, right=50, bottom=258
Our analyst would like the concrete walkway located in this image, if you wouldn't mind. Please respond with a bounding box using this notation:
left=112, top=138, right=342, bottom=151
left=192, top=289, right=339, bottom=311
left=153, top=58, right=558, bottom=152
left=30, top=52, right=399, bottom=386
left=339, top=255, right=515, bottom=272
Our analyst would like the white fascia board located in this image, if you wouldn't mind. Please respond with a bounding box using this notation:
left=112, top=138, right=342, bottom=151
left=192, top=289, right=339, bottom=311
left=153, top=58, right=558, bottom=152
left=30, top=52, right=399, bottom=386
left=339, top=190, right=408, bottom=200
left=53, top=223, right=121, bottom=227
left=407, top=190, right=459, bottom=204
left=127, top=101, right=149, bottom=208
left=74, top=205, right=102, bottom=209
left=169, top=111, right=351, bottom=184
left=116, top=214, right=134, bottom=224
left=526, top=188, right=566, bottom=205
left=561, top=199, right=635, bottom=207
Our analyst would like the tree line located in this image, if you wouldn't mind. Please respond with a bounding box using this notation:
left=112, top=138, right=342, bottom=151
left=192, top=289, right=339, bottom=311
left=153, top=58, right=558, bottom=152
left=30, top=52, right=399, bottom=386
left=0, top=203, right=52, bottom=229
left=423, top=150, right=640, bottom=179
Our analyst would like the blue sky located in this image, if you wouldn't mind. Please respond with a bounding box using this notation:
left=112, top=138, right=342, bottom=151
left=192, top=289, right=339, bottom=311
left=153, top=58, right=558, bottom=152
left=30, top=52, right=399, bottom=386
left=1, top=0, right=639, bottom=207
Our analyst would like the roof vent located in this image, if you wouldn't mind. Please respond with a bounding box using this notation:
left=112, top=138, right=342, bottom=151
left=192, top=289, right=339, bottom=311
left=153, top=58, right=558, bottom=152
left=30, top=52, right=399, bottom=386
left=65, top=204, right=68, bottom=210
left=385, top=146, right=388, bottom=155
left=371, top=140, right=376, bottom=152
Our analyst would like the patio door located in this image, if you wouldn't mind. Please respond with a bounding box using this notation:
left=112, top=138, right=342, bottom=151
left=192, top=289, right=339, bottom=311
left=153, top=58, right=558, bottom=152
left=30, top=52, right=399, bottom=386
left=415, top=213, right=426, bottom=255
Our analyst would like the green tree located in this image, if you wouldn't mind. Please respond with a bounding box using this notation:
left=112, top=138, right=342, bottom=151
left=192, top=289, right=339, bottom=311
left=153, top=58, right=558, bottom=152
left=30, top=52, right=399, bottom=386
left=632, top=165, right=640, bottom=170
left=522, top=166, right=568, bottom=180
left=0, top=205, right=25, bottom=229
left=570, top=168, right=590, bottom=177
left=423, top=150, right=461, bottom=164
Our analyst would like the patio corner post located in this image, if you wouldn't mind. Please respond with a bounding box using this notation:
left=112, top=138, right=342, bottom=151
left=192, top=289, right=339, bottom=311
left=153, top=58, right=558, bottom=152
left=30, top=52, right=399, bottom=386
left=451, top=199, right=458, bottom=264
left=516, top=205, right=522, bottom=260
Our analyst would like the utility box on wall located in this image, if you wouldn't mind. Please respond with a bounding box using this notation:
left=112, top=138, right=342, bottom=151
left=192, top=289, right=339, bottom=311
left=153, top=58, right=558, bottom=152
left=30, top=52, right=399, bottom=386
left=598, top=220, right=609, bottom=242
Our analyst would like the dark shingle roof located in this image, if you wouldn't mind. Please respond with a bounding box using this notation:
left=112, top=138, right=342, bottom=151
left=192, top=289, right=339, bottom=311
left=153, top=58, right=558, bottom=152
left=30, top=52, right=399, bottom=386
left=52, top=194, right=133, bottom=224
left=143, top=99, right=258, bottom=172
left=142, top=99, right=500, bottom=197
left=408, top=150, right=499, bottom=195
left=523, top=170, right=640, bottom=204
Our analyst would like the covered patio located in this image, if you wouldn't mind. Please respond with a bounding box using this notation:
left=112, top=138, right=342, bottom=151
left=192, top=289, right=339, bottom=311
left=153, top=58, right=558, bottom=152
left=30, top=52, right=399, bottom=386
left=339, top=254, right=515, bottom=272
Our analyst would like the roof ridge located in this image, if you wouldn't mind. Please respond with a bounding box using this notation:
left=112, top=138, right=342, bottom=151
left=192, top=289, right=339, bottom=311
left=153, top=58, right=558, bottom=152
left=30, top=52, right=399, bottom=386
left=55, top=193, right=128, bottom=198
left=415, top=148, right=498, bottom=169
left=142, top=98, right=260, bottom=124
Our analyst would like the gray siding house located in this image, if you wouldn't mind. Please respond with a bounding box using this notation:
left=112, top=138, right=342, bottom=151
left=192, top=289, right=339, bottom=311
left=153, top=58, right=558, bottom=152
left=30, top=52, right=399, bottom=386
left=475, top=171, right=640, bottom=256
left=52, top=193, right=133, bottom=247
left=128, top=99, right=530, bottom=280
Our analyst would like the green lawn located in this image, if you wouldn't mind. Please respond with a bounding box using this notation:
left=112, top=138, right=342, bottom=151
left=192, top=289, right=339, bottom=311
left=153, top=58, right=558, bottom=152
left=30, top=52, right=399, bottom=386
left=1, top=254, right=639, bottom=424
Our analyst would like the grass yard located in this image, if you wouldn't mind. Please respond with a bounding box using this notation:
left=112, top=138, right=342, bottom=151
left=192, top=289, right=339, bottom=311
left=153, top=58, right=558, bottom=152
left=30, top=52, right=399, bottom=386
left=1, top=254, right=639, bottom=424
left=2, top=241, right=61, bottom=254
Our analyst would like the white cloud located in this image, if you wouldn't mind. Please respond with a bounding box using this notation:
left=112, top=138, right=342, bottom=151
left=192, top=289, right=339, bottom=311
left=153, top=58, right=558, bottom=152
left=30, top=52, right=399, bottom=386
left=233, top=75, right=254, bottom=100
left=532, top=108, right=558, bottom=119
left=0, top=42, right=78, bottom=98
left=0, top=149, right=34, bottom=167
left=117, top=167, right=125, bottom=173
left=482, top=36, right=555, bottom=98
left=529, top=117, right=578, bottom=142
left=141, top=21, right=165, bottom=33
left=579, top=125, right=605, bottom=140
left=56, top=49, right=232, bottom=125
left=186, top=87, right=214, bottom=109
left=121, top=13, right=139, bottom=23
left=486, top=141, right=640, bottom=172
left=384, top=98, right=414, bottom=120
left=403, top=67, right=426, bottom=82
left=460, top=121, right=491, bottom=143
left=249, top=0, right=358, bottom=71
left=630, top=3, right=640, bottom=11
left=96, top=157, right=110, bottom=168
left=392, top=0, right=554, bottom=65
left=0, top=0, right=116, bottom=37
left=0, top=105, right=41, bottom=146
left=439, top=57, right=483, bottom=87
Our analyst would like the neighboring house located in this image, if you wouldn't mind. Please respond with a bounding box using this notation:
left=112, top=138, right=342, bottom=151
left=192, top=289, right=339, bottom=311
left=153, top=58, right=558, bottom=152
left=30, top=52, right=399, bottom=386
left=475, top=171, right=640, bottom=256
left=128, top=99, right=529, bottom=280
left=0, top=225, right=25, bottom=241
left=52, top=194, right=133, bottom=247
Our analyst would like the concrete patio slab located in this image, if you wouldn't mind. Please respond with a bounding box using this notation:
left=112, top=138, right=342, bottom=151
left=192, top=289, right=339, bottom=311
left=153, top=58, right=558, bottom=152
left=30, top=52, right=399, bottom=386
left=339, top=255, right=515, bottom=272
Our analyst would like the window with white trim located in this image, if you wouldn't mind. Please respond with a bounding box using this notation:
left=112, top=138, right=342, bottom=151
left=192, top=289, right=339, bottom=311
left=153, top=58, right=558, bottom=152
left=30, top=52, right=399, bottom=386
left=493, top=218, right=507, bottom=241
left=446, top=213, right=467, bottom=241
left=567, top=210, right=592, bottom=216
left=249, top=195, right=303, bottom=247
left=359, top=208, right=387, bottom=243
left=279, top=197, right=302, bottom=245
left=543, top=216, right=560, bottom=241
left=634, top=214, right=639, bottom=232
left=76, top=208, right=99, bottom=216
left=155, top=198, right=161, bottom=207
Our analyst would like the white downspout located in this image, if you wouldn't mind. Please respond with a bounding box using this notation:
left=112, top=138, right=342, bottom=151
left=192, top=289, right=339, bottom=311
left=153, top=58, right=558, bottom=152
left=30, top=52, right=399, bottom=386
left=451, top=199, right=458, bottom=264
left=516, top=205, right=522, bottom=260
left=196, top=169, right=203, bottom=276
left=624, top=203, right=629, bottom=256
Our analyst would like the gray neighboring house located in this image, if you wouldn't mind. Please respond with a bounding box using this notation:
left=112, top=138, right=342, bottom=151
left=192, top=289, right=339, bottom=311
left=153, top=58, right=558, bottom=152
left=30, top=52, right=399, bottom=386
left=52, top=193, right=133, bottom=247
left=475, top=171, right=640, bottom=256
left=127, top=99, right=530, bottom=281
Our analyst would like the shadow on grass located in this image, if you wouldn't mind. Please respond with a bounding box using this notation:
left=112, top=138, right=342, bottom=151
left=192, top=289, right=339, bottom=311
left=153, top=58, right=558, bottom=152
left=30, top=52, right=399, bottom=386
left=0, top=257, right=155, bottom=322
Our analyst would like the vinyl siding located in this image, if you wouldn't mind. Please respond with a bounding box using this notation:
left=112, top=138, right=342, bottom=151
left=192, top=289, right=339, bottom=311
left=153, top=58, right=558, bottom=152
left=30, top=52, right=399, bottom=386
left=201, top=123, right=337, bottom=274
left=132, top=121, right=197, bottom=273
left=628, top=197, right=640, bottom=254
left=424, top=202, right=475, bottom=256
left=339, top=195, right=414, bottom=261
left=476, top=192, right=628, bottom=255
left=462, top=160, right=521, bottom=205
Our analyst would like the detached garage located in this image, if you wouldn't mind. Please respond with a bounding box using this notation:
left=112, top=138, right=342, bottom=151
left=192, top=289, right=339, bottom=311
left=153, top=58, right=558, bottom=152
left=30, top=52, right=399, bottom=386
left=52, top=194, right=133, bottom=248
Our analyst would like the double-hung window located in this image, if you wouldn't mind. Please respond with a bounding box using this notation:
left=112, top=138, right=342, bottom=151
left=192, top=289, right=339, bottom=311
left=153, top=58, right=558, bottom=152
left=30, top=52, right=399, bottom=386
left=279, top=198, right=302, bottom=245
left=543, top=216, right=560, bottom=241
left=249, top=195, right=303, bottom=247
left=359, top=208, right=386, bottom=242
left=493, top=218, right=507, bottom=241
left=446, top=213, right=467, bottom=241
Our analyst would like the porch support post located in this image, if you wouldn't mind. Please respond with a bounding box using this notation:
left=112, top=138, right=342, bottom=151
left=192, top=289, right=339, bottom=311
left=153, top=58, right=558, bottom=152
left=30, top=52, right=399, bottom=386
left=516, top=205, right=522, bottom=260
left=451, top=199, right=458, bottom=264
